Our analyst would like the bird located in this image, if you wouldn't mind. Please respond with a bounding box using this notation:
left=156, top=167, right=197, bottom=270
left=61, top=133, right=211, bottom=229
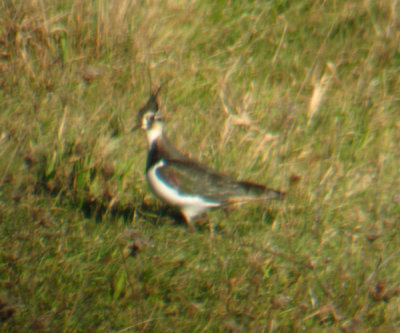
left=135, top=88, right=285, bottom=229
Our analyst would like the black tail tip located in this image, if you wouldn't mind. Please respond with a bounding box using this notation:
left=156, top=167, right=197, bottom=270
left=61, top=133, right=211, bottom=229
left=269, top=189, right=286, bottom=200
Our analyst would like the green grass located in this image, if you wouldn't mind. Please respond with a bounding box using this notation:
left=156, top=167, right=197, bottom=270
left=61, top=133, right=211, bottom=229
left=1, top=0, right=400, bottom=331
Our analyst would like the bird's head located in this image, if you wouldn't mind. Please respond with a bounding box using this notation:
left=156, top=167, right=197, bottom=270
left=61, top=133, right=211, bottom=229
left=134, top=86, right=164, bottom=144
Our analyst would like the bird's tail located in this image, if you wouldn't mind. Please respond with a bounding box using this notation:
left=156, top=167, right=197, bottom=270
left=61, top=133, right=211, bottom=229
left=236, top=180, right=286, bottom=201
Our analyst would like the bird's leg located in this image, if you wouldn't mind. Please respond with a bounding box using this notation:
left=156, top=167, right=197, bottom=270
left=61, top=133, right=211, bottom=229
left=222, top=206, right=231, bottom=217
left=208, top=222, right=214, bottom=237
left=184, top=218, right=196, bottom=233
left=193, top=215, right=214, bottom=234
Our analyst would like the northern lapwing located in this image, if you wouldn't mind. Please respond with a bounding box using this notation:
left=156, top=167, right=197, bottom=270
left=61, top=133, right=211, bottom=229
left=135, top=88, right=285, bottom=229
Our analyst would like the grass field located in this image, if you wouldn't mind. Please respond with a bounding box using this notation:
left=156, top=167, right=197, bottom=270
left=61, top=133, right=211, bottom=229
left=1, top=0, right=400, bottom=331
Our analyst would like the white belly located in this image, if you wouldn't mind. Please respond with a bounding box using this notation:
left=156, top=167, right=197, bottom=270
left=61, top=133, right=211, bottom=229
left=147, top=160, right=220, bottom=220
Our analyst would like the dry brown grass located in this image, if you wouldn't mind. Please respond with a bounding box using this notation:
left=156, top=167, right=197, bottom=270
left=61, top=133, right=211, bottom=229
left=1, top=0, right=400, bottom=331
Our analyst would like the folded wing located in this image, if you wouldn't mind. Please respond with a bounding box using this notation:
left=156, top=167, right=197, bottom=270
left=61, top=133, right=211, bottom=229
left=156, top=159, right=285, bottom=204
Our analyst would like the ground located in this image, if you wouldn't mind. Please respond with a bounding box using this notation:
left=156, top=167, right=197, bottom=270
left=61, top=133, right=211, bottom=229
left=1, top=0, right=399, bottom=331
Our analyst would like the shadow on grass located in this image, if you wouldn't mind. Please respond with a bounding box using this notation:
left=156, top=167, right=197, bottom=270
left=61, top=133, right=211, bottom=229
left=27, top=147, right=281, bottom=233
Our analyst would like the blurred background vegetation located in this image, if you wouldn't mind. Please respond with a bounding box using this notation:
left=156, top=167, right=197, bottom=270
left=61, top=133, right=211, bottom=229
left=0, top=0, right=399, bottom=331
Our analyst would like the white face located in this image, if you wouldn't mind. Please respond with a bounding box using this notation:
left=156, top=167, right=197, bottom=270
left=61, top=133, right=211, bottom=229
left=141, top=111, right=157, bottom=130
left=141, top=111, right=163, bottom=145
